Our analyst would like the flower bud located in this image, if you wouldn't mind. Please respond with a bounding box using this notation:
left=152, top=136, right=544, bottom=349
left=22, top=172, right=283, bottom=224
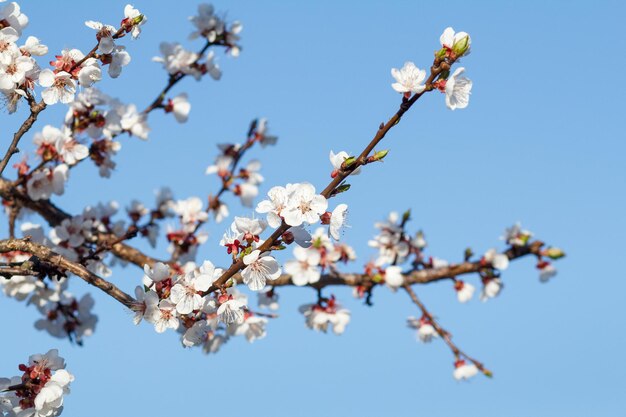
left=543, top=247, right=565, bottom=260
left=331, top=183, right=351, bottom=196
left=281, top=231, right=294, bottom=245
left=368, top=149, right=389, bottom=163
left=452, top=33, right=471, bottom=57
left=132, top=14, right=145, bottom=25
left=402, top=209, right=411, bottom=223
left=341, top=156, right=357, bottom=170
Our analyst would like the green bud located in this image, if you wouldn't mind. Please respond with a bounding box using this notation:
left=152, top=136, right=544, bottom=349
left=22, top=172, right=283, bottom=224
left=332, top=183, right=351, bottom=196
left=544, top=247, right=566, bottom=260
left=464, top=247, right=474, bottom=262
left=452, top=35, right=471, bottom=57
left=132, top=14, right=145, bottom=25
left=483, top=369, right=493, bottom=378
left=372, top=273, right=383, bottom=283
left=372, top=149, right=389, bottom=161
left=342, top=156, right=357, bottom=169
left=436, top=48, right=447, bottom=59
left=402, top=209, right=411, bottom=223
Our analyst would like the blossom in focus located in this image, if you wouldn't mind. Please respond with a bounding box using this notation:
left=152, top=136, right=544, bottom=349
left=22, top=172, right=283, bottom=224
left=241, top=250, right=281, bottom=291
left=282, top=182, right=328, bottom=227
left=440, top=27, right=471, bottom=57
left=445, top=67, right=472, bottom=110
left=391, top=61, right=426, bottom=95
left=39, top=70, right=76, bottom=105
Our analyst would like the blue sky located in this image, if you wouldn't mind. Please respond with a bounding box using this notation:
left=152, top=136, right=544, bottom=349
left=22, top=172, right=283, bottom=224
left=1, top=1, right=625, bottom=416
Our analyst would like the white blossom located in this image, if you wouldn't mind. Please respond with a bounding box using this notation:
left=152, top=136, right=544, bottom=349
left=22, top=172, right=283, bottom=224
left=241, top=250, right=281, bottom=291
left=329, top=150, right=360, bottom=175
left=445, top=67, right=472, bottom=110
left=454, top=280, right=475, bottom=303
left=282, top=182, right=328, bottom=227
left=152, top=300, right=179, bottom=333
left=384, top=265, right=404, bottom=290
left=169, top=270, right=212, bottom=314
left=391, top=61, right=426, bottom=94
left=453, top=360, right=479, bottom=381
left=483, top=248, right=509, bottom=270
left=39, top=70, right=76, bottom=105
left=20, top=36, right=48, bottom=56
left=217, top=297, right=246, bottom=324
left=123, top=4, right=146, bottom=39
left=168, top=93, right=191, bottom=123
left=329, top=203, right=348, bottom=241
left=284, top=246, right=321, bottom=286
left=440, top=27, right=471, bottom=55
left=407, top=316, right=439, bottom=343
left=256, top=185, right=289, bottom=228
left=480, top=278, right=503, bottom=302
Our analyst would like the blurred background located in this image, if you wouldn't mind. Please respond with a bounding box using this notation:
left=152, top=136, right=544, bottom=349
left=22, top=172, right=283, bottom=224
left=1, top=1, right=625, bottom=416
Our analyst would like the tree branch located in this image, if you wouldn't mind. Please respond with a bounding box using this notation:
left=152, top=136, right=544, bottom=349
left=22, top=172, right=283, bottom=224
left=0, top=100, right=47, bottom=176
left=0, top=238, right=135, bottom=308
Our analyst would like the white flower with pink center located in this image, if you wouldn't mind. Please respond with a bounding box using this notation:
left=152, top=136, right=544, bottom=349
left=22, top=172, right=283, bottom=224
left=391, top=61, right=426, bottom=95
left=283, top=182, right=328, bottom=227
left=39, top=70, right=76, bottom=105
left=151, top=300, right=179, bottom=333
left=216, top=295, right=246, bottom=324
left=55, top=128, right=89, bottom=165
left=169, top=269, right=213, bottom=314
left=256, top=185, right=289, bottom=228
left=241, top=250, right=281, bottom=291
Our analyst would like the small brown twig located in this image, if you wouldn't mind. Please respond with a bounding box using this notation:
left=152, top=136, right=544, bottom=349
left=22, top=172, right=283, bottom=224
left=403, top=283, right=491, bottom=376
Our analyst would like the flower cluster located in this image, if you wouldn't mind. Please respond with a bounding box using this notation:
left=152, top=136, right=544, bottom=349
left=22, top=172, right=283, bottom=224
left=132, top=261, right=270, bottom=354
left=284, top=227, right=356, bottom=286
left=38, top=5, right=145, bottom=105
left=188, top=3, right=243, bottom=56
left=0, top=2, right=46, bottom=112
left=205, top=119, right=278, bottom=220
left=219, top=216, right=281, bottom=291
left=0, top=224, right=98, bottom=345
left=0, top=349, right=73, bottom=417
left=256, top=182, right=329, bottom=228
left=299, top=295, right=351, bottom=335
left=391, top=27, right=472, bottom=110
